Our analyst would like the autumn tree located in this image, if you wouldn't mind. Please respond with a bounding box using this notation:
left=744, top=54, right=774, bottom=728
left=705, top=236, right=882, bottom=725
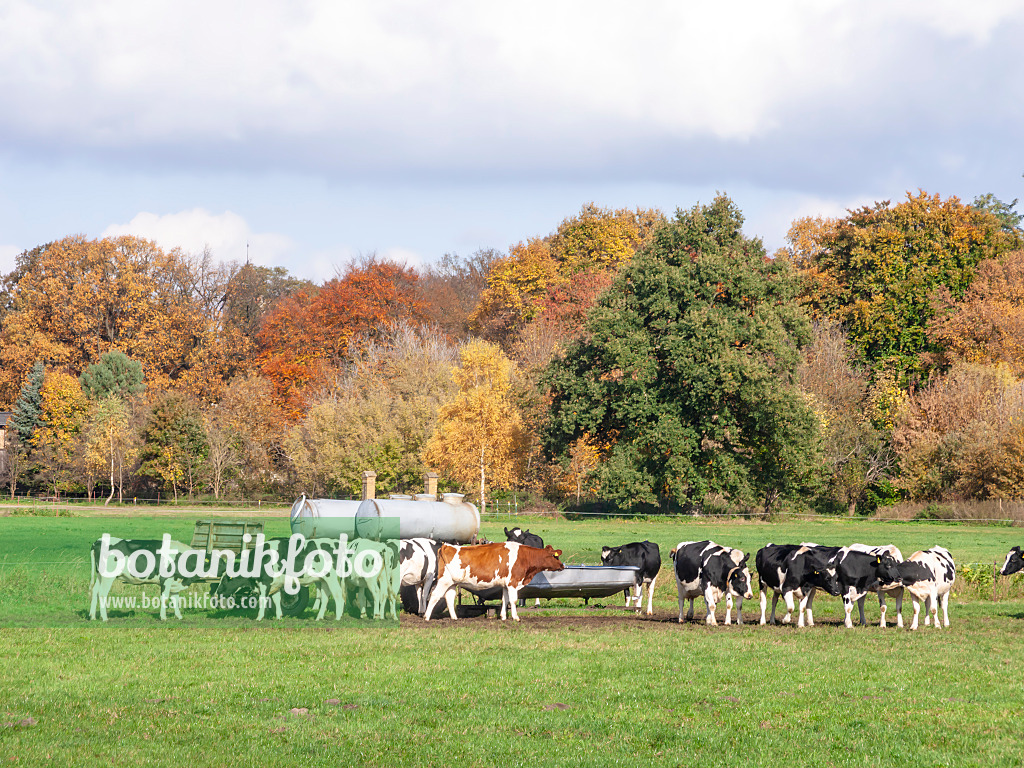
left=893, top=363, right=1024, bottom=500
left=928, top=250, right=1024, bottom=375
left=417, top=249, right=500, bottom=339
left=77, top=395, right=139, bottom=504
left=544, top=195, right=820, bottom=514
left=798, top=321, right=895, bottom=515
left=0, top=236, right=211, bottom=405
left=424, top=339, right=527, bottom=508
left=208, top=373, right=284, bottom=494
left=473, top=205, right=664, bottom=349
left=285, top=324, right=459, bottom=497
left=790, top=192, right=1022, bottom=379
left=138, top=392, right=209, bottom=500
left=258, top=257, right=425, bottom=419
left=33, top=371, right=88, bottom=498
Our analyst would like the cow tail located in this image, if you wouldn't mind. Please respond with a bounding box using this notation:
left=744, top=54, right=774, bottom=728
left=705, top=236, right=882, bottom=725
left=90, top=544, right=96, bottom=588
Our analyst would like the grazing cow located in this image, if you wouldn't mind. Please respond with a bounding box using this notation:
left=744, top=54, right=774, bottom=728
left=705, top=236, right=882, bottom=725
left=423, top=543, right=565, bottom=622
left=600, top=541, right=661, bottom=615
left=671, top=541, right=753, bottom=625
left=756, top=543, right=841, bottom=627
left=216, top=536, right=348, bottom=621
left=1000, top=546, right=1024, bottom=577
left=896, top=546, right=956, bottom=631
left=505, top=528, right=544, bottom=607
left=399, top=538, right=442, bottom=615
left=847, top=543, right=905, bottom=627
left=89, top=536, right=199, bottom=621
left=349, top=537, right=400, bottom=620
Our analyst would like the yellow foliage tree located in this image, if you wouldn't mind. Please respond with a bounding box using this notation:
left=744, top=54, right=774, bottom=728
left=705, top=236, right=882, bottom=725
left=33, top=371, right=88, bottom=497
left=423, top=340, right=527, bottom=509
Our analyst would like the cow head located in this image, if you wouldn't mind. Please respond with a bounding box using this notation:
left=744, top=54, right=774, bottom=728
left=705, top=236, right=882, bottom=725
left=600, top=546, right=617, bottom=564
left=539, top=545, right=565, bottom=573
left=504, top=527, right=520, bottom=540
left=728, top=554, right=753, bottom=599
left=807, top=564, right=842, bottom=597
left=874, top=554, right=903, bottom=588
left=1001, top=546, right=1024, bottom=577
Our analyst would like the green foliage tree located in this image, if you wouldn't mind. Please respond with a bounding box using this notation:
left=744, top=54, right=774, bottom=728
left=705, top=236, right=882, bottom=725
left=971, top=193, right=1022, bottom=234
left=543, top=194, right=820, bottom=513
left=10, top=360, right=45, bottom=444
left=139, top=392, right=209, bottom=501
left=79, top=350, right=145, bottom=400
left=795, top=191, right=1022, bottom=379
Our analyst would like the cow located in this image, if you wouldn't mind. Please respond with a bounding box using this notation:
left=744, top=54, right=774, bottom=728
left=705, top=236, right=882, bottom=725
left=756, top=543, right=841, bottom=627
left=600, top=541, right=661, bottom=616
left=423, top=542, right=565, bottom=622
left=215, top=536, right=347, bottom=621
left=505, top=527, right=544, bottom=608
left=848, top=543, right=905, bottom=627
left=1000, top=546, right=1024, bottom=577
left=349, top=537, right=400, bottom=620
left=670, top=541, right=753, bottom=625
left=399, top=537, right=442, bottom=615
left=895, top=546, right=956, bottom=631
left=823, top=547, right=903, bottom=628
left=89, top=536, right=199, bottom=621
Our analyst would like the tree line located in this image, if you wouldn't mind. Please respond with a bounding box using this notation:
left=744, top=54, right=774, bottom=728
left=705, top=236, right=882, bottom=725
left=2, top=192, right=1022, bottom=512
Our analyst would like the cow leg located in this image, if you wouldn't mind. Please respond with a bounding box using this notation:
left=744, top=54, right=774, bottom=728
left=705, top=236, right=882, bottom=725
left=759, top=587, right=768, bottom=625
left=940, top=590, right=951, bottom=627
left=724, top=593, right=734, bottom=625
left=507, top=586, right=522, bottom=621
left=622, top=588, right=630, bottom=609
left=676, top=585, right=687, bottom=623
left=782, top=591, right=795, bottom=624
left=857, top=595, right=867, bottom=626
left=804, top=590, right=818, bottom=627
left=424, top=574, right=454, bottom=621
left=735, top=596, right=744, bottom=625
left=255, top=584, right=269, bottom=621
left=930, top=592, right=940, bottom=630
left=159, top=581, right=172, bottom=621
left=645, top=576, right=657, bottom=616
left=704, top=589, right=718, bottom=625
left=878, top=591, right=887, bottom=628
left=924, top=594, right=932, bottom=626
left=910, top=596, right=921, bottom=630
left=686, top=597, right=695, bottom=621
left=770, top=591, right=780, bottom=625
left=91, top=577, right=114, bottom=622
left=797, top=593, right=809, bottom=628
left=842, top=590, right=856, bottom=628
left=893, top=587, right=904, bottom=629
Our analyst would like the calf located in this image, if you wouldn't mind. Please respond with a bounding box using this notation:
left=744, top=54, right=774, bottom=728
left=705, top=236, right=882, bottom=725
left=848, top=543, right=905, bottom=627
left=424, top=542, right=565, bottom=622
left=756, top=543, right=841, bottom=627
left=896, top=546, right=956, bottom=631
left=671, top=541, right=752, bottom=625
left=600, top=541, right=661, bottom=615
left=399, top=537, right=442, bottom=615
left=1000, top=546, right=1024, bottom=577
left=89, top=536, right=201, bottom=621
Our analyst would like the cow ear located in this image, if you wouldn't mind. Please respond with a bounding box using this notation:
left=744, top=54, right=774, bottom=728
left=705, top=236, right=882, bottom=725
left=740, top=553, right=750, bottom=565
left=554, top=549, right=562, bottom=557
left=876, top=556, right=882, bottom=564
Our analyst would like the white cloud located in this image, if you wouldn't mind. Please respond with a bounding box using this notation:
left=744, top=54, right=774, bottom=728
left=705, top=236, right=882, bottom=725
left=1, top=0, right=1021, bottom=177
left=101, top=209, right=293, bottom=266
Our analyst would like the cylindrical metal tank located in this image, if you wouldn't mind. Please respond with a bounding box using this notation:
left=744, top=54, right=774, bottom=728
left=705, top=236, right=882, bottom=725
left=289, top=496, right=363, bottom=539
left=355, top=494, right=480, bottom=542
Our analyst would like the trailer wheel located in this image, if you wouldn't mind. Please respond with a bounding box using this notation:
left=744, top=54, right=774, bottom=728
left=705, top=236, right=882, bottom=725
left=279, top=586, right=310, bottom=617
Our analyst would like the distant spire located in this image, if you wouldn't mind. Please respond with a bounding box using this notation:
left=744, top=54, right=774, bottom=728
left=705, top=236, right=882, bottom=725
left=246, top=241, right=250, bottom=265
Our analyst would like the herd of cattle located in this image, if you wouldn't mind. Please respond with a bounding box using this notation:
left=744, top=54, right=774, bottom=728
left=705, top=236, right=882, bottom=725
left=88, top=526, right=1024, bottom=630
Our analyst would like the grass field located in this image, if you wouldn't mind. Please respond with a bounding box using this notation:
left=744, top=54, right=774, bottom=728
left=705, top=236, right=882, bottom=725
left=2, top=513, right=1024, bottom=766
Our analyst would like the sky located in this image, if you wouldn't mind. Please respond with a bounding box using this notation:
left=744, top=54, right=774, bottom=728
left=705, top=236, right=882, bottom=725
left=1, top=0, right=1022, bottom=282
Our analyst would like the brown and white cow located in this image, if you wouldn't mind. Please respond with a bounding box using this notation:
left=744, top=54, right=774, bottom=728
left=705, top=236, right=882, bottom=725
left=423, top=542, right=565, bottom=622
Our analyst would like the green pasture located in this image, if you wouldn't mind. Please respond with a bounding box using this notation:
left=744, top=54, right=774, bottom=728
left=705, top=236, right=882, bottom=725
left=2, top=514, right=1024, bottom=766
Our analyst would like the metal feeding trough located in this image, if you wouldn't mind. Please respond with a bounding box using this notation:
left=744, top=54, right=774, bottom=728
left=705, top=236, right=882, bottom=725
left=466, top=565, right=640, bottom=603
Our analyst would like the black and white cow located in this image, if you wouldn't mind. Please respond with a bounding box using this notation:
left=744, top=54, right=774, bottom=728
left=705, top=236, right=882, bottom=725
left=399, top=537, right=441, bottom=615
left=848, top=543, right=905, bottom=627
left=216, top=536, right=347, bottom=621
left=601, top=541, right=661, bottom=615
left=505, top=528, right=544, bottom=607
left=1000, top=546, right=1024, bottom=577
left=756, top=543, right=841, bottom=627
left=895, top=546, right=956, bottom=631
left=825, top=547, right=903, bottom=628
left=671, top=541, right=753, bottom=625
left=89, top=536, right=200, bottom=621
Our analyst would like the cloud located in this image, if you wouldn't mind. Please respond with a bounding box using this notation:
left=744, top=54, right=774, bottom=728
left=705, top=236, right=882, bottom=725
left=0, top=0, right=1021, bottom=192
left=101, top=209, right=293, bottom=266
